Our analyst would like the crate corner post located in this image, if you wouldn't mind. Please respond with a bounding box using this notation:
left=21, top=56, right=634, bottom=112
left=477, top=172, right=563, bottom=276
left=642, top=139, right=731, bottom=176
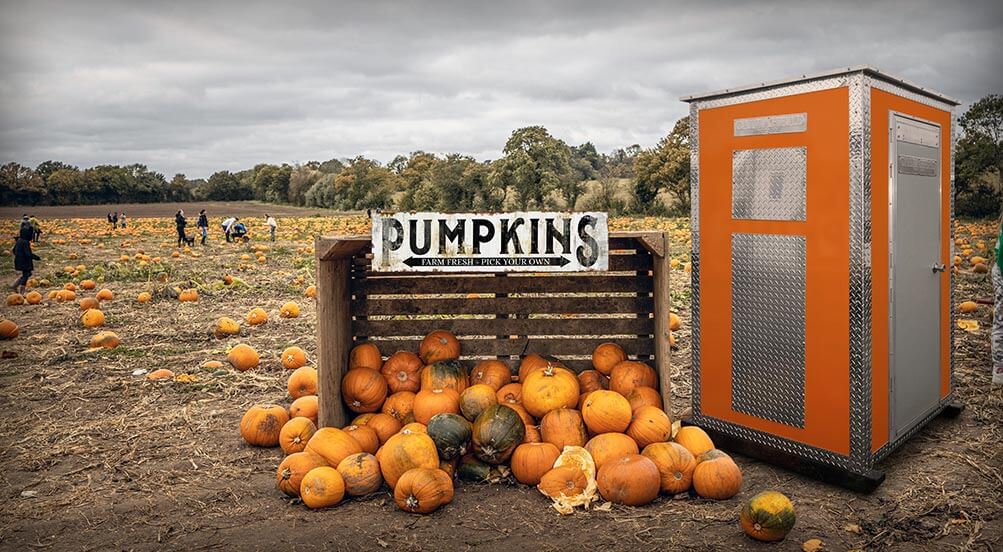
left=641, top=231, right=673, bottom=415
left=315, top=235, right=356, bottom=429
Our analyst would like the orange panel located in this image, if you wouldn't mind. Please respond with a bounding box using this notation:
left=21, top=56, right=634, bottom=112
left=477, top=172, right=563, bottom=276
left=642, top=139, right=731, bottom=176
left=868, top=89, right=953, bottom=452
left=698, top=87, right=851, bottom=455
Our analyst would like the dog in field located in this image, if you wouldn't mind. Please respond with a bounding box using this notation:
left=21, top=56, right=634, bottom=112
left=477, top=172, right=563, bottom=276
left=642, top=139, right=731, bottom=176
left=182, top=236, right=196, bottom=247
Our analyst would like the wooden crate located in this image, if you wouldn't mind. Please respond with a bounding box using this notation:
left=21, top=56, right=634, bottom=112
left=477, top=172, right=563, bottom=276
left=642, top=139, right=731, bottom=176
left=315, top=231, right=672, bottom=428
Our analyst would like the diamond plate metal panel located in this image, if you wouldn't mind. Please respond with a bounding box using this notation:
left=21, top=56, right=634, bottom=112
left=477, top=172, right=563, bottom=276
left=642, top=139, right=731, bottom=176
left=731, top=233, right=806, bottom=427
left=694, top=76, right=850, bottom=110
left=734, top=113, right=807, bottom=136
left=732, top=147, right=807, bottom=221
left=870, top=78, right=957, bottom=112
left=689, top=102, right=702, bottom=416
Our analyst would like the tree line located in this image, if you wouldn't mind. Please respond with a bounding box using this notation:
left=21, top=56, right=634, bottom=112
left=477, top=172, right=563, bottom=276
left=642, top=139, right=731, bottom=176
left=2, top=94, right=1000, bottom=217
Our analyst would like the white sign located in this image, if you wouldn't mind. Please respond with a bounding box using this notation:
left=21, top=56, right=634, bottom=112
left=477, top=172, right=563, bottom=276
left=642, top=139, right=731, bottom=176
left=372, top=212, right=609, bottom=272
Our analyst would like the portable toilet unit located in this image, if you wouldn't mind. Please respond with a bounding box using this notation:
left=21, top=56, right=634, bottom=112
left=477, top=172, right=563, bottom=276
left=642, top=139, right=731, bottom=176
left=682, top=66, right=960, bottom=491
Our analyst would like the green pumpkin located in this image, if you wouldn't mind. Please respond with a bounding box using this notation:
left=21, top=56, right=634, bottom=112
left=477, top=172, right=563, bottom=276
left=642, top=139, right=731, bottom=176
left=457, top=454, right=492, bottom=482
left=471, top=405, right=525, bottom=464
left=421, top=360, right=469, bottom=392
left=739, top=491, right=796, bottom=542
left=427, top=413, right=472, bottom=460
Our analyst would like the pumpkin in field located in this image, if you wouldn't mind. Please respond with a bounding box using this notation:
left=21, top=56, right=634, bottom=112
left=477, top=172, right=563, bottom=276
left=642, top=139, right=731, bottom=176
left=276, top=451, right=326, bottom=497
left=521, top=364, right=580, bottom=418
left=538, top=465, right=589, bottom=502
left=89, top=331, right=120, bottom=349
left=958, top=300, right=978, bottom=313
left=740, top=491, right=796, bottom=542
left=178, top=288, right=198, bottom=302
left=337, top=452, right=383, bottom=496
left=342, top=367, right=388, bottom=413
left=641, top=442, right=696, bottom=495
left=469, top=359, right=511, bottom=390
left=592, top=343, right=627, bottom=375
left=627, top=386, right=662, bottom=412
left=496, top=382, right=522, bottom=405
left=0, top=319, right=18, bottom=339
left=608, top=360, right=657, bottom=396
left=56, top=289, right=76, bottom=302
left=305, top=427, right=363, bottom=467
left=287, top=366, right=318, bottom=399
left=459, top=384, right=498, bottom=421
left=280, top=346, right=308, bottom=370
left=426, top=413, right=472, bottom=460
left=380, top=351, right=423, bottom=393
left=246, top=307, right=268, bottom=325
left=136, top=292, right=152, bottom=303
left=692, top=449, right=743, bottom=500
left=147, top=369, right=175, bottom=380
left=349, top=342, right=383, bottom=370
left=540, top=408, right=587, bottom=450
left=25, top=291, right=42, bottom=304
left=581, top=390, right=632, bottom=434
left=577, top=370, right=608, bottom=393
left=279, top=301, right=300, bottom=318
left=471, top=405, right=525, bottom=464
left=585, top=432, right=639, bottom=469
left=362, top=413, right=402, bottom=444
left=5, top=293, right=24, bottom=306
left=394, top=467, right=454, bottom=514
left=626, top=405, right=672, bottom=448
left=517, top=353, right=565, bottom=382
left=289, top=395, right=319, bottom=424
left=674, top=426, right=715, bottom=458
left=457, top=453, right=491, bottom=482
left=305, top=285, right=317, bottom=298
left=420, top=360, right=468, bottom=393
left=213, top=317, right=241, bottom=339
left=279, top=417, right=317, bottom=454
left=96, top=288, right=114, bottom=301
left=382, top=391, right=416, bottom=423
left=300, top=466, right=345, bottom=509
left=669, top=312, right=682, bottom=331
left=343, top=424, right=380, bottom=454
left=240, top=404, right=290, bottom=447
left=81, top=308, right=105, bottom=328
left=511, top=442, right=561, bottom=485
left=596, top=454, right=660, bottom=506
left=80, top=279, right=96, bottom=290
left=377, top=429, right=440, bottom=488
left=413, top=388, right=461, bottom=425
left=228, top=344, right=260, bottom=371
left=419, top=330, right=460, bottom=364
left=79, top=297, right=99, bottom=311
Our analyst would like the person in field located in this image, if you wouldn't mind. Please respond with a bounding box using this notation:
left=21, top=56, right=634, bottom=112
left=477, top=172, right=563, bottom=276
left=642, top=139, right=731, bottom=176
left=112, top=212, right=119, bottom=229
left=221, top=216, right=237, bottom=243
left=120, top=213, right=127, bottom=229
left=106, top=212, right=114, bottom=229
left=265, top=214, right=277, bottom=242
left=175, top=209, right=188, bottom=247
left=28, top=215, right=41, bottom=242
left=230, top=221, right=248, bottom=242
left=197, top=209, right=209, bottom=245
left=11, top=224, right=39, bottom=295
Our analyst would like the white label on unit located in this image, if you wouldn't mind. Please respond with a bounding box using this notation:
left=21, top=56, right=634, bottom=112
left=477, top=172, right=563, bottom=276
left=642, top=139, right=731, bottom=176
left=734, top=113, right=807, bottom=136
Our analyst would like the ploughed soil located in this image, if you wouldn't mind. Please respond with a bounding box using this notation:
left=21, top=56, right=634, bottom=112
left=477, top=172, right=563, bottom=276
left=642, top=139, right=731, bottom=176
left=0, top=215, right=999, bottom=552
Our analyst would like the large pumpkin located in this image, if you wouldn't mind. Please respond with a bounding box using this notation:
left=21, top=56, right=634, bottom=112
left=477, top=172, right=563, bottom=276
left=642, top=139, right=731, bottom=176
left=419, top=330, right=460, bottom=364
left=740, top=491, right=796, bottom=542
left=228, top=344, right=260, bottom=371
left=276, top=451, right=327, bottom=497
left=305, top=427, right=363, bottom=467
left=280, top=346, right=308, bottom=370
left=413, top=388, right=461, bottom=425
left=342, top=367, right=388, bottom=413
left=287, top=366, right=318, bottom=399
left=581, top=390, right=632, bottom=434
left=626, top=386, right=662, bottom=412
left=596, top=454, right=660, bottom=506
left=540, top=408, right=587, bottom=450
left=426, top=413, right=472, bottom=460
left=608, top=360, right=658, bottom=396
left=377, top=428, right=440, bottom=488
left=521, top=364, right=580, bottom=418
left=591, top=343, right=627, bottom=375
left=394, top=467, right=454, bottom=514
left=584, top=432, right=639, bottom=470
left=641, top=442, right=696, bottom=495
left=674, top=426, right=715, bottom=458
left=0, top=319, right=18, bottom=340
left=362, top=413, right=402, bottom=444
left=279, top=416, right=317, bottom=455
left=343, top=424, right=380, bottom=454
left=336, top=452, right=384, bottom=496
left=349, top=342, right=383, bottom=370
left=577, top=370, right=608, bottom=393
left=300, top=466, right=345, bottom=509
left=626, top=405, right=672, bottom=448
left=240, top=404, right=290, bottom=447
left=692, top=449, right=743, bottom=500
left=459, top=384, right=498, bottom=421
left=382, top=391, right=417, bottom=423
left=81, top=308, right=105, bottom=328
left=289, top=395, right=319, bottom=425
left=511, top=442, right=561, bottom=485
left=517, top=353, right=565, bottom=382
left=380, top=351, right=423, bottom=393
left=471, top=405, right=525, bottom=464
left=420, top=360, right=468, bottom=393
left=496, top=382, right=523, bottom=405
left=469, top=359, right=512, bottom=390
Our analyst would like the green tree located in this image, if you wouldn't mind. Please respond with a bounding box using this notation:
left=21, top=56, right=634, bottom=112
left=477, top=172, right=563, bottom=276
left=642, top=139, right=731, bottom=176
left=35, top=160, right=77, bottom=183
left=955, top=94, right=1002, bottom=217
left=0, top=162, right=48, bottom=205
left=633, top=117, right=690, bottom=214
left=332, top=157, right=398, bottom=210
left=201, top=170, right=252, bottom=201
left=493, top=126, right=572, bottom=210
left=397, top=152, right=439, bottom=210
left=46, top=168, right=85, bottom=205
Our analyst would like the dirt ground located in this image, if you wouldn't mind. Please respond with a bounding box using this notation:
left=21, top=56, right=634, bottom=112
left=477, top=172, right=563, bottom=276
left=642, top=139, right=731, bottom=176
left=0, top=215, right=999, bottom=552
left=0, top=201, right=355, bottom=220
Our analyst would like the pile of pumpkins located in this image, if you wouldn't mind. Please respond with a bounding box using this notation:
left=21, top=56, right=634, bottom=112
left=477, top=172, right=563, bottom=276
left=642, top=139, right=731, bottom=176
left=240, top=330, right=796, bottom=542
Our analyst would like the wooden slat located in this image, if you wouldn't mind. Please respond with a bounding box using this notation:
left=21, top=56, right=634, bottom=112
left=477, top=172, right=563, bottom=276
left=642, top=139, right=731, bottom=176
left=353, top=295, right=654, bottom=316
left=352, top=252, right=652, bottom=272
left=353, top=316, right=654, bottom=337
left=317, top=258, right=351, bottom=428
left=365, top=337, right=654, bottom=357
left=351, top=275, right=652, bottom=295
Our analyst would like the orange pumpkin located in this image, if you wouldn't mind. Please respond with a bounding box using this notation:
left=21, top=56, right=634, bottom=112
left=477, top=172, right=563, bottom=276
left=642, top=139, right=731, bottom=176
left=343, top=424, right=380, bottom=454
left=287, top=366, right=318, bottom=399
left=577, top=370, right=608, bottom=393
left=89, top=331, right=121, bottom=349
left=592, top=342, right=627, bottom=375
left=401, top=422, right=428, bottom=434
left=517, top=353, right=565, bottom=382
left=413, top=388, right=461, bottom=425
left=540, top=408, right=587, bottom=450
left=352, top=413, right=376, bottom=426
left=228, top=344, right=260, bottom=371
left=469, top=359, right=512, bottom=390
left=419, top=330, right=460, bottom=364
left=300, top=466, right=345, bottom=509
left=276, top=451, right=326, bottom=497
left=596, top=454, right=660, bottom=506
left=305, top=427, right=363, bottom=467
left=377, top=429, right=440, bottom=488
left=382, top=391, right=417, bottom=423
left=178, top=288, right=198, bottom=302
left=641, top=442, right=696, bottom=495
left=349, top=342, right=383, bottom=370
left=81, top=308, right=105, bottom=328
left=136, top=292, right=152, bottom=303
left=279, top=417, right=317, bottom=455
left=240, top=404, right=290, bottom=447
left=246, top=307, right=268, bottom=326
left=24, top=291, right=42, bottom=304
left=627, top=386, right=662, bottom=412
left=608, top=360, right=658, bottom=396
left=459, top=384, right=498, bottom=421
left=538, top=465, right=589, bottom=499
left=289, top=395, right=319, bottom=425
left=96, top=288, right=114, bottom=302
left=79, top=297, right=100, bottom=311
left=581, top=390, right=632, bottom=434
left=523, top=423, right=542, bottom=444
left=584, top=432, right=639, bottom=470
left=521, top=364, right=580, bottom=418
left=279, top=301, right=301, bottom=319
left=506, top=403, right=537, bottom=426
left=511, top=442, right=561, bottom=485
left=280, top=346, right=308, bottom=370
left=496, top=382, right=523, bottom=405
left=674, top=426, right=715, bottom=458
left=394, top=467, right=454, bottom=514
left=213, top=316, right=241, bottom=338
left=692, top=449, right=743, bottom=500
left=361, top=413, right=402, bottom=445
left=380, top=351, right=423, bottom=393
left=342, top=367, right=388, bottom=413
left=626, top=405, right=672, bottom=448
left=336, top=452, right=383, bottom=496
left=80, top=279, right=97, bottom=290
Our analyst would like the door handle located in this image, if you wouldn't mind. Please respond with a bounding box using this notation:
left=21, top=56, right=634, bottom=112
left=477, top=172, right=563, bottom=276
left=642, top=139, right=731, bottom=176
left=931, top=263, right=946, bottom=273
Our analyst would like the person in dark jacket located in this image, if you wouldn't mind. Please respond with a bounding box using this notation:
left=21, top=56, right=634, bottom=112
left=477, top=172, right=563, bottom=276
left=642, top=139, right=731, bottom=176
left=196, top=209, right=209, bottom=245
left=12, top=224, right=39, bottom=295
left=175, top=210, right=188, bottom=247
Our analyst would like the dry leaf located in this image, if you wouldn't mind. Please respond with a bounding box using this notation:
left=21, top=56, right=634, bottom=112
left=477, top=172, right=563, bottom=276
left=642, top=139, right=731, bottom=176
left=593, top=501, right=613, bottom=512
left=956, top=319, right=980, bottom=332
left=842, top=523, right=861, bottom=534
left=802, top=539, right=824, bottom=552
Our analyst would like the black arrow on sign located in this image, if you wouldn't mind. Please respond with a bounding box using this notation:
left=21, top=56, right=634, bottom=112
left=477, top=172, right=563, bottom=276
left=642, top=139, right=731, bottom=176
left=402, top=256, right=572, bottom=268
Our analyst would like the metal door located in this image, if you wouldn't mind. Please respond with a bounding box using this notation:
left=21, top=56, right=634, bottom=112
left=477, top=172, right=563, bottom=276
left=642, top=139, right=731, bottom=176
left=889, top=113, right=942, bottom=440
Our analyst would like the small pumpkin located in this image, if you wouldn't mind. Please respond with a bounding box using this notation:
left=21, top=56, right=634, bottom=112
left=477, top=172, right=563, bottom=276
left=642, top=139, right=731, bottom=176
left=377, top=429, right=440, bottom=488
left=80, top=279, right=96, bottom=290
left=641, top=442, right=696, bottom=494
left=626, top=386, right=662, bottom=412
left=592, top=342, right=627, bottom=375
left=246, top=307, right=268, bottom=326
left=401, top=422, right=428, bottom=434
left=538, top=465, right=589, bottom=500
left=24, top=291, right=42, bottom=304
left=279, top=301, right=301, bottom=318
left=419, top=330, right=461, bottom=364
left=177, top=288, right=198, bottom=302
left=213, top=317, right=241, bottom=339
left=342, top=367, right=388, bottom=413
left=279, top=417, right=317, bottom=455
left=136, top=291, right=152, bottom=303
left=626, top=405, right=672, bottom=448
left=349, top=342, right=383, bottom=370
left=361, top=413, right=402, bottom=444
left=413, top=388, right=461, bottom=425
left=81, top=308, right=105, bottom=328
left=336, top=452, right=383, bottom=496
left=287, top=366, right=318, bottom=399
left=420, top=360, right=468, bottom=393
left=521, top=364, right=580, bottom=418
left=577, top=370, right=608, bottom=393
left=79, top=297, right=100, bottom=311
left=459, top=384, right=498, bottom=421
left=240, top=404, right=290, bottom=447
left=305, top=427, right=363, bottom=467
left=380, top=351, right=423, bottom=393
left=382, top=391, right=417, bottom=423
left=280, top=346, right=308, bottom=370
left=289, top=395, right=319, bottom=425
left=608, top=360, right=658, bottom=396
left=471, top=405, right=525, bottom=464
left=692, top=449, right=743, bottom=500
left=740, top=491, right=796, bottom=542
left=276, top=451, right=326, bottom=497
left=511, top=442, right=561, bottom=485
left=343, top=424, right=381, bottom=454
left=674, top=426, right=715, bottom=458
left=300, top=466, right=345, bottom=509
left=0, top=319, right=19, bottom=339
left=96, top=288, right=114, bottom=302
left=540, top=408, right=587, bottom=450
left=469, top=359, right=512, bottom=390
left=89, top=331, right=120, bottom=349
left=394, top=467, right=454, bottom=514
left=958, top=300, right=978, bottom=313
left=496, top=382, right=523, bottom=405
left=581, top=390, right=632, bottom=434
left=584, top=432, right=639, bottom=470
left=457, top=453, right=492, bottom=482
left=426, top=413, right=472, bottom=460
left=596, top=453, right=660, bottom=506
left=228, top=344, right=260, bottom=371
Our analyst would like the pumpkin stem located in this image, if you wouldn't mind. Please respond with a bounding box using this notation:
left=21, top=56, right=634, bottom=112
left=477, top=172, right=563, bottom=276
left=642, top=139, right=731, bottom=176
left=543, top=365, right=556, bottom=377
left=406, top=495, right=419, bottom=510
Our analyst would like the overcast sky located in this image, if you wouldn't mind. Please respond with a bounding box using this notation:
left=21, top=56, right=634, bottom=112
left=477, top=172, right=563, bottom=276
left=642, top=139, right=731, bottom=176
left=1, top=0, right=1001, bottom=179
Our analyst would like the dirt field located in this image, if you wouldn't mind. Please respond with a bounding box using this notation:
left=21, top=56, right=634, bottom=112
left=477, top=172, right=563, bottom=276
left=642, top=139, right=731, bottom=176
left=0, top=215, right=999, bottom=551
left=0, top=201, right=355, bottom=220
